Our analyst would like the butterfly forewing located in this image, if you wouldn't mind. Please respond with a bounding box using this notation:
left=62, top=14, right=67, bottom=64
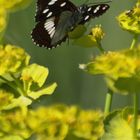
left=90, top=4, right=109, bottom=17
left=31, top=17, right=59, bottom=48
left=35, top=0, right=77, bottom=22
left=79, top=4, right=110, bottom=24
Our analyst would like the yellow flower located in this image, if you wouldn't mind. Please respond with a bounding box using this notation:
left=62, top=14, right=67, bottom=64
left=26, top=105, right=104, bottom=140
left=0, top=44, right=30, bottom=75
left=0, top=109, right=31, bottom=139
left=117, top=0, right=140, bottom=34
left=80, top=46, right=140, bottom=94
left=89, top=25, right=105, bottom=42
left=0, top=89, right=13, bottom=110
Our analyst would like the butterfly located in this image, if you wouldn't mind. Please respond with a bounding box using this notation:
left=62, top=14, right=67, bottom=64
left=31, top=0, right=110, bottom=49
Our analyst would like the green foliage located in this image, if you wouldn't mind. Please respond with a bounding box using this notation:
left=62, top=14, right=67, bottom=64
left=68, top=25, right=87, bottom=39
left=73, top=25, right=105, bottom=48
left=102, top=107, right=140, bottom=140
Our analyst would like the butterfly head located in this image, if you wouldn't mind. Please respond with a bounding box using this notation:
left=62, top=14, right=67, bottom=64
left=78, top=4, right=88, bottom=13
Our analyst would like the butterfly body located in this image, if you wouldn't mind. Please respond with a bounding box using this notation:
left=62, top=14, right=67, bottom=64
left=31, top=0, right=110, bottom=49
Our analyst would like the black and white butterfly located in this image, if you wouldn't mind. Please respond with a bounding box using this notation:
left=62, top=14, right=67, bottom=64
left=31, top=0, right=110, bottom=49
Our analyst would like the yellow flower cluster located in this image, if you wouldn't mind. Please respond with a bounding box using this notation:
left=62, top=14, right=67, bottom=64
left=117, top=0, right=140, bottom=34
left=0, top=45, right=56, bottom=108
left=0, top=89, right=13, bottom=110
left=81, top=48, right=140, bottom=79
left=0, top=104, right=104, bottom=140
left=80, top=46, right=140, bottom=94
left=0, top=108, right=31, bottom=139
left=0, top=44, right=30, bottom=75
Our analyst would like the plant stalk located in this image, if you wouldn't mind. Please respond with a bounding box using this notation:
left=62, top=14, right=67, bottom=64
left=133, top=93, right=138, bottom=138
left=104, top=89, right=113, bottom=115
left=130, top=35, right=138, bottom=49
left=97, top=42, right=113, bottom=115
left=0, top=76, right=24, bottom=96
left=97, top=41, right=105, bottom=53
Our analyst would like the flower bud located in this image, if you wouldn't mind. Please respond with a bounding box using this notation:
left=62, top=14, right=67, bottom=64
left=89, top=25, right=105, bottom=42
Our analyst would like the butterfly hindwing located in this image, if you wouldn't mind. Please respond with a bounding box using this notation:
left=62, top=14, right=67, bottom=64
left=32, top=11, right=75, bottom=48
left=51, top=11, right=73, bottom=45
left=31, top=17, right=58, bottom=48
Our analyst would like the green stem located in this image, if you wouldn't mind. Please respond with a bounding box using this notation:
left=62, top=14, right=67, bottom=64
left=97, top=41, right=105, bottom=53
left=104, top=89, right=113, bottom=115
left=10, top=74, right=26, bottom=95
left=0, top=76, right=24, bottom=96
left=130, top=35, right=138, bottom=49
left=133, top=93, right=138, bottom=138
left=97, top=42, right=113, bottom=115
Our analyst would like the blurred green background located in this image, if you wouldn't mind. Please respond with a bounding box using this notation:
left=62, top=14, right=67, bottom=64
left=5, top=0, right=137, bottom=110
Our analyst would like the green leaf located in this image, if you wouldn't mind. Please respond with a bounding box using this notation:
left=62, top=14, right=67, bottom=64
left=102, top=108, right=140, bottom=140
left=104, top=110, right=121, bottom=128
left=102, top=112, right=135, bottom=140
left=28, top=82, right=57, bottom=99
left=106, top=76, right=140, bottom=95
left=73, top=35, right=97, bottom=48
left=68, top=25, right=86, bottom=39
